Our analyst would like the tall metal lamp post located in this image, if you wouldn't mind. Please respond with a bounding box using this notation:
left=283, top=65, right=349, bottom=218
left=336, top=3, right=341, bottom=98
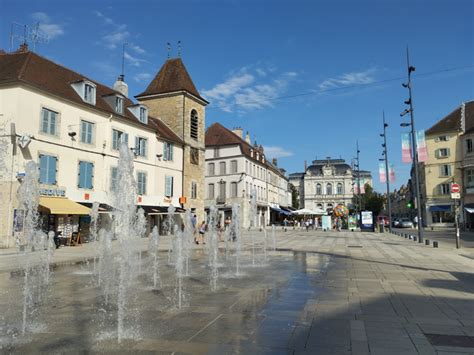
left=380, top=111, right=392, bottom=233
left=400, top=47, right=424, bottom=243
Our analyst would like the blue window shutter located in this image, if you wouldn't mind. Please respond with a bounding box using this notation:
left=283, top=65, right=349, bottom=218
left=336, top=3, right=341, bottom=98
left=78, top=162, right=82, bottom=187
left=170, top=176, right=173, bottom=196
left=39, top=155, right=47, bottom=183
left=89, top=163, right=94, bottom=189
left=50, top=156, right=57, bottom=184
left=50, top=112, right=56, bottom=135
left=163, top=142, right=167, bottom=161
left=135, top=137, right=139, bottom=152
left=42, top=109, right=48, bottom=133
left=170, top=144, right=173, bottom=161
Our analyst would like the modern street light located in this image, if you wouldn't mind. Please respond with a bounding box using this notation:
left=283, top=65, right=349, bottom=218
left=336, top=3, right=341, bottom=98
left=380, top=112, right=392, bottom=233
left=401, top=47, right=424, bottom=243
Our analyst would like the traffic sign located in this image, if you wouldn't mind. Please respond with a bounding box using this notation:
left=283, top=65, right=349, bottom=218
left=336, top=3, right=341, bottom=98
left=451, top=192, right=460, bottom=199
left=451, top=183, right=460, bottom=193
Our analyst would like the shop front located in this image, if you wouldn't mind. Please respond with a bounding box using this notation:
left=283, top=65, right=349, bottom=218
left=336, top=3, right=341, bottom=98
left=39, top=196, right=91, bottom=244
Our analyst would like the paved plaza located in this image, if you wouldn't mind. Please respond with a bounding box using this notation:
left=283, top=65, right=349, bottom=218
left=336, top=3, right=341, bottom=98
left=1, top=229, right=474, bottom=354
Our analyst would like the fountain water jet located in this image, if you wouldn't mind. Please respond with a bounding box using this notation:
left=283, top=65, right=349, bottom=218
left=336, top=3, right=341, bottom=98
left=90, top=202, right=100, bottom=277
left=232, top=203, right=242, bottom=276
left=207, top=205, right=219, bottom=291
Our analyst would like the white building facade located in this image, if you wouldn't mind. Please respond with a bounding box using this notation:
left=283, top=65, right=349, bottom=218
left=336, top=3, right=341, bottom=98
left=0, top=49, right=184, bottom=247
left=204, top=123, right=291, bottom=228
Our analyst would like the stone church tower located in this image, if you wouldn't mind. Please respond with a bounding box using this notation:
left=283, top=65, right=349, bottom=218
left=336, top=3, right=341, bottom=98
left=136, top=58, right=208, bottom=220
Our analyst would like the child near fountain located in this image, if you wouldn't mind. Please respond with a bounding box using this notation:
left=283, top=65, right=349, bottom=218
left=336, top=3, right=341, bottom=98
left=197, top=221, right=206, bottom=245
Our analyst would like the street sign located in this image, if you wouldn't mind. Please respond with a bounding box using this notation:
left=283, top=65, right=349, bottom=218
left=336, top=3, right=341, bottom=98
left=451, top=183, right=460, bottom=193
left=451, top=192, right=460, bottom=199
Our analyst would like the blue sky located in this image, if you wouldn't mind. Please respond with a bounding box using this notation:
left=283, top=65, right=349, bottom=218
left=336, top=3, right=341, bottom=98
left=1, top=0, right=473, bottom=192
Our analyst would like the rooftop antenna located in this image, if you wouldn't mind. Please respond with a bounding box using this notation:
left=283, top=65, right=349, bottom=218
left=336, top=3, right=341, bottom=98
left=166, top=42, right=171, bottom=59
left=120, top=42, right=128, bottom=81
left=9, top=22, right=48, bottom=52
left=177, top=40, right=181, bottom=57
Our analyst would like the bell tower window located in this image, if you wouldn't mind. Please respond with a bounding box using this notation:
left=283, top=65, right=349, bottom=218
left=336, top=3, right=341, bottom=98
left=190, top=110, right=198, bottom=140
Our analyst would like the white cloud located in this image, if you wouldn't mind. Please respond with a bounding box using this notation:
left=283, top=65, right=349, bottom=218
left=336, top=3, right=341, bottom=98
left=263, top=146, right=294, bottom=159
left=102, top=31, right=130, bottom=50
left=124, top=51, right=147, bottom=67
left=30, top=12, right=64, bottom=39
left=318, top=68, right=376, bottom=90
left=128, top=43, right=146, bottom=55
left=134, top=72, right=152, bottom=82
left=202, top=67, right=297, bottom=113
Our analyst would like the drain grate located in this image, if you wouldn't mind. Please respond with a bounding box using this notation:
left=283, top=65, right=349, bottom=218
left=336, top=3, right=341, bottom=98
left=424, top=333, right=474, bottom=348
left=347, top=245, right=363, bottom=248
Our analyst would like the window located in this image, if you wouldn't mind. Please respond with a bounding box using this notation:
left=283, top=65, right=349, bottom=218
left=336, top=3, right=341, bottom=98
left=135, top=137, right=148, bottom=157
left=115, top=96, right=124, bottom=114
left=220, top=162, right=226, bottom=175
left=466, top=169, right=474, bottom=187
left=191, top=181, right=197, bottom=199
left=84, top=83, right=95, bottom=104
left=163, top=142, right=174, bottom=161
left=326, top=183, right=333, bottom=195
left=190, top=110, right=198, bottom=139
left=436, top=136, right=449, bottom=142
left=437, top=148, right=450, bottom=158
left=112, top=129, right=128, bottom=150
left=78, top=161, right=94, bottom=189
left=219, top=181, right=226, bottom=199
left=438, top=183, right=450, bottom=195
left=431, top=211, right=454, bottom=223
left=190, top=148, right=199, bottom=165
left=137, top=172, right=147, bottom=195
left=250, top=149, right=253, bottom=158
left=110, top=167, right=118, bottom=191
left=41, top=108, right=58, bottom=135
left=80, top=120, right=94, bottom=144
left=231, top=182, right=237, bottom=197
left=139, top=107, right=148, bottom=124
left=165, top=175, right=174, bottom=197
left=467, top=139, right=473, bottom=153
left=208, top=184, right=215, bottom=199
left=245, top=161, right=248, bottom=173
left=39, top=154, right=57, bottom=185
left=208, top=162, right=215, bottom=176
left=214, top=148, right=219, bottom=158
left=337, top=183, right=343, bottom=195
left=231, top=160, right=238, bottom=173
left=316, top=183, right=322, bottom=195
left=439, top=164, right=451, bottom=177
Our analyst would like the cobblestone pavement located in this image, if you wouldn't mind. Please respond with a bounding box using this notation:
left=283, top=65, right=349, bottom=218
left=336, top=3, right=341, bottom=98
left=1, top=229, right=473, bottom=354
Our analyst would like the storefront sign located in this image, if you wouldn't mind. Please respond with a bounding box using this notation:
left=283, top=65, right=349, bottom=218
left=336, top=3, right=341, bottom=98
left=39, top=187, right=66, bottom=197
left=360, top=211, right=374, bottom=232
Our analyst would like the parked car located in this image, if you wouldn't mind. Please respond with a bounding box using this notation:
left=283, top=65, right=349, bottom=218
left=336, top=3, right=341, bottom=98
left=392, top=218, right=401, bottom=227
left=398, top=218, right=414, bottom=228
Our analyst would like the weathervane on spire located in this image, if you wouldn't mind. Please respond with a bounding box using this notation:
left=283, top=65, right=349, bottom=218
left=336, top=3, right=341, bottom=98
left=177, top=40, right=181, bottom=57
left=166, top=42, right=171, bottom=59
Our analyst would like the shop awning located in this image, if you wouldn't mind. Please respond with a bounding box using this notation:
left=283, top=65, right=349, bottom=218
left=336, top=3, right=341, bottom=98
left=271, top=207, right=292, bottom=216
left=429, top=205, right=452, bottom=212
left=140, top=205, right=186, bottom=215
left=79, top=202, right=113, bottom=213
left=39, top=197, right=91, bottom=215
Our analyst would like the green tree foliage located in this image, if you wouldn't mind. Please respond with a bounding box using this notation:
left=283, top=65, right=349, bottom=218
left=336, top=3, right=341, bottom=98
left=352, top=183, right=385, bottom=216
left=290, top=183, right=299, bottom=209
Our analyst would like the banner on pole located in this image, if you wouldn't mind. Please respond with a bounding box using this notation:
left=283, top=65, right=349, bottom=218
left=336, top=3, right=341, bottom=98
left=401, top=133, right=412, bottom=163
left=416, top=130, right=428, bottom=162
left=379, top=162, right=386, bottom=183
left=389, top=164, right=396, bottom=183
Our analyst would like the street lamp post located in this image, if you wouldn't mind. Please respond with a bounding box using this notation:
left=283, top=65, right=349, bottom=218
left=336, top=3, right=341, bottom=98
left=380, top=111, right=392, bottom=233
left=400, top=47, right=424, bottom=243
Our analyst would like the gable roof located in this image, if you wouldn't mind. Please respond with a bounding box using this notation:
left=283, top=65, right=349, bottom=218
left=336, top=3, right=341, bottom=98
left=205, top=122, right=287, bottom=178
left=462, top=101, right=474, bottom=134
left=425, top=104, right=464, bottom=135
left=0, top=50, right=183, bottom=145
left=135, top=57, right=208, bottom=103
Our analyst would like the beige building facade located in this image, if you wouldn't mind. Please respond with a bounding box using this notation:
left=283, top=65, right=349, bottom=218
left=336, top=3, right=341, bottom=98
left=0, top=49, right=186, bottom=248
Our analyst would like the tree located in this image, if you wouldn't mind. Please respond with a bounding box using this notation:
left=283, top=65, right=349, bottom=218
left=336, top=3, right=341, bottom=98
left=290, top=183, right=299, bottom=209
left=352, top=184, right=385, bottom=216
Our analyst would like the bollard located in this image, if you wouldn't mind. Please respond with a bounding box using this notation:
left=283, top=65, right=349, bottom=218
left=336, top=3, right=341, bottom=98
left=413, top=236, right=417, bottom=242
left=433, top=241, right=438, bottom=248
left=404, top=234, right=408, bottom=238
left=425, top=239, right=430, bottom=246
left=409, top=235, right=413, bottom=240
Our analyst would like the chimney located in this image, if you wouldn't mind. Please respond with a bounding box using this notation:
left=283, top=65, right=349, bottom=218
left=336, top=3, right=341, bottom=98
left=304, top=160, right=307, bottom=170
left=113, top=75, right=129, bottom=97
left=272, top=158, right=278, bottom=166
left=245, top=131, right=251, bottom=144
left=231, top=127, right=243, bottom=138
left=15, top=43, right=29, bottom=53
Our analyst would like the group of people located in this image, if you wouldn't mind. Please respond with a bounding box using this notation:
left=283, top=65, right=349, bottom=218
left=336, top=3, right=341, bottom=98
left=283, top=217, right=321, bottom=231
left=193, top=215, right=236, bottom=245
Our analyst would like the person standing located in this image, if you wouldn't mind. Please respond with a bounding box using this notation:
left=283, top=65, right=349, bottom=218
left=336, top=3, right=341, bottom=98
left=197, top=221, right=206, bottom=245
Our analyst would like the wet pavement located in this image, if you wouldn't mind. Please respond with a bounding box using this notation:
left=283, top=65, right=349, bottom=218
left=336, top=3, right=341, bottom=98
left=1, top=229, right=474, bottom=354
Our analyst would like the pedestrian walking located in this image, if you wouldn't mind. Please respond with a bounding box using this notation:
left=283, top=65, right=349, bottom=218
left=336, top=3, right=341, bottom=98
left=197, top=221, right=206, bottom=245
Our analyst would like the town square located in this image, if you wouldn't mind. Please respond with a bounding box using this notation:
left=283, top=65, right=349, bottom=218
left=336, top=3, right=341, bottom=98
left=0, top=0, right=473, bottom=353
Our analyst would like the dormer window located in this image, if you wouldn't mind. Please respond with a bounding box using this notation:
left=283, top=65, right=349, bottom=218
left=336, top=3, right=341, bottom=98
left=84, top=83, right=96, bottom=104
left=115, top=96, right=124, bottom=114
left=139, top=107, right=148, bottom=124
